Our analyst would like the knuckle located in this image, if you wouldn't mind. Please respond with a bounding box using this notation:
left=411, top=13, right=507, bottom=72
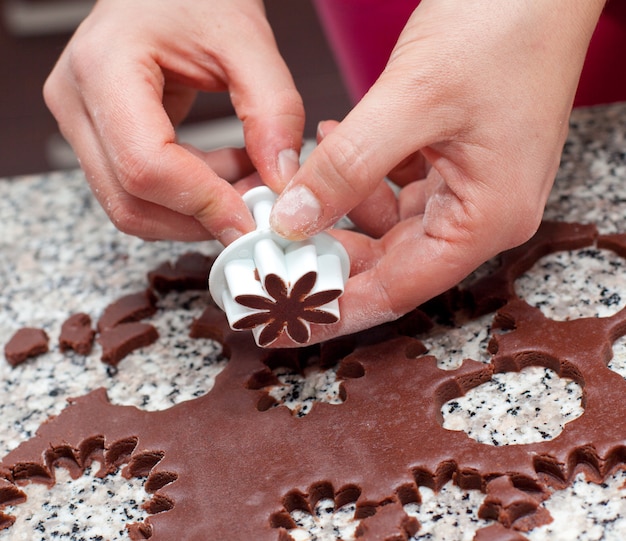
left=317, top=133, right=372, bottom=198
left=42, top=73, right=62, bottom=114
left=106, top=194, right=146, bottom=236
left=239, top=86, right=305, bottom=135
left=115, top=148, right=158, bottom=197
left=276, top=87, right=305, bottom=121
left=65, top=26, right=110, bottom=78
left=192, top=198, right=220, bottom=225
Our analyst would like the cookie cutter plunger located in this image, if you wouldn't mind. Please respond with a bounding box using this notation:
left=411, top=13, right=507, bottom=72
left=208, top=186, right=350, bottom=347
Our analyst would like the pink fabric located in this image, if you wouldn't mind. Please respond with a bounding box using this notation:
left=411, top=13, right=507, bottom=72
left=313, top=0, right=626, bottom=107
left=313, top=0, right=415, bottom=103
left=575, top=1, right=626, bottom=107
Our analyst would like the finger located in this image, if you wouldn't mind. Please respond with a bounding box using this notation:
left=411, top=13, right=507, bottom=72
left=307, top=177, right=544, bottom=344
left=67, top=118, right=216, bottom=242
left=316, top=119, right=339, bottom=144
left=269, top=74, right=437, bottom=240
left=316, top=120, right=399, bottom=238
left=326, top=229, right=383, bottom=276
left=398, top=181, right=429, bottom=221
left=71, top=127, right=215, bottom=242
left=226, top=18, right=306, bottom=192
left=396, top=167, right=446, bottom=220
left=161, top=79, right=197, bottom=127
left=346, top=181, right=399, bottom=238
left=232, top=171, right=264, bottom=195
left=181, top=145, right=256, bottom=183
left=75, top=55, right=257, bottom=244
left=45, top=65, right=223, bottom=242
left=304, top=220, right=485, bottom=344
left=387, top=151, right=429, bottom=186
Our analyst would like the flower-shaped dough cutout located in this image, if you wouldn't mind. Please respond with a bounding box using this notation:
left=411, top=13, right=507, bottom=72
left=233, top=270, right=342, bottom=347
left=404, top=481, right=492, bottom=539
left=246, top=345, right=365, bottom=416
left=279, top=498, right=359, bottom=540
left=1, top=463, right=150, bottom=540
left=270, top=482, right=419, bottom=541
left=528, top=469, right=626, bottom=539
left=514, top=247, right=626, bottom=321
left=0, top=433, right=174, bottom=540
left=441, top=366, right=584, bottom=446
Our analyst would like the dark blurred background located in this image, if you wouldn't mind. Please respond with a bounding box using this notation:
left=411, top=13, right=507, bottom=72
left=0, top=0, right=351, bottom=177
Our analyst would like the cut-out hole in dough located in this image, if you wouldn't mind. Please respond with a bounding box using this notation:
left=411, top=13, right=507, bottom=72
left=442, top=366, right=584, bottom=445
left=608, top=334, right=626, bottom=382
left=527, top=469, right=626, bottom=541
left=418, top=313, right=495, bottom=370
left=107, top=291, right=228, bottom=412
left=515, top=248, right=626, bottom=320
left=404, top=482, right=491, bottom=541
left=286, top=498, right=358, bottom=541
left=266, top=365, right=344, bottom=417
left=0, top=463, right=149, bottom=541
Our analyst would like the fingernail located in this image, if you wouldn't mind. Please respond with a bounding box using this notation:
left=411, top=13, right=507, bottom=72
left=316, top=120, right=333, bottom=141
left=271, top=185, right=322, bottom=239
left=277, top=148, right=300, bottom=185
left=316, top=121, right=325, bottom=141
left=219, top=227, right=243, bottom=246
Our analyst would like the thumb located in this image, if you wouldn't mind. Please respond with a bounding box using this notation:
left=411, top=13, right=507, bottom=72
left=269, top=78, right=433, bottom=240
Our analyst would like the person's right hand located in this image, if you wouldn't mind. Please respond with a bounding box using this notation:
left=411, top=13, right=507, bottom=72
left=269, top=0, right=606, bottom=344
left=44, top=0, right=305, bottom=243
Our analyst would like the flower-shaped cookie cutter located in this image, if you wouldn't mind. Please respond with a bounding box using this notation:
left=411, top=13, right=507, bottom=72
left=209, top=186, right=350, bottom=347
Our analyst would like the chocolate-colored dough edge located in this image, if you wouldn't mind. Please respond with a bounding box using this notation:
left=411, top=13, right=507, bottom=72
left=4, top=223, right=626, bottom=540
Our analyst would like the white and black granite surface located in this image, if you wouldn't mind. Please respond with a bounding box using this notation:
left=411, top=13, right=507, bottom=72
left=2, top=103, right=626, bottom=540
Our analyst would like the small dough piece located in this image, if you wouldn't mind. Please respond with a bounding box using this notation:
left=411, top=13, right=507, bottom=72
left=59, top=313, right=95, bottom=355
left=148, top=252, right=215, bottom=294
left=97, top=290, right=157, bottom=332
left=98, top=322, right=159, bottom=366
left=4, top=328, right=49, bottom=367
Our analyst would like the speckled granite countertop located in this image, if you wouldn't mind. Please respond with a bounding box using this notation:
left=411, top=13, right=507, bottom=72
left=2, top=103, right=626, bottom=540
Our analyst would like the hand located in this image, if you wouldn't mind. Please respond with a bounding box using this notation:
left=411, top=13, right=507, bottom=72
left=44, top=0, right=304, bottom=243
left=270, top=0, right=606, bottom=342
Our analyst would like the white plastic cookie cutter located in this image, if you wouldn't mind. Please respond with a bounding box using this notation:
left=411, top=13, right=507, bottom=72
left=209, top=186, right=350, bottom=347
